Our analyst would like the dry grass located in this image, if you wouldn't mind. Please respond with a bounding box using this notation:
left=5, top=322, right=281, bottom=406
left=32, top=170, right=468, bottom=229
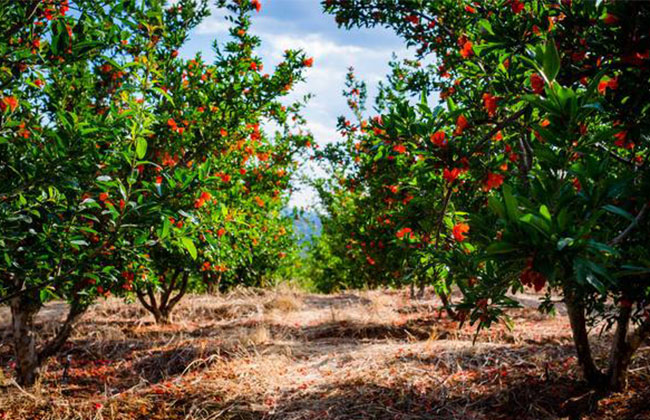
left=0, top=288, right=649, bottom=420
left=264, top=294, right=303, bottom=313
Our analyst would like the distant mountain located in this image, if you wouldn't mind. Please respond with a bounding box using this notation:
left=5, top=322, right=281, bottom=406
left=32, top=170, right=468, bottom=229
left=284, top=208, right=322, bottom=245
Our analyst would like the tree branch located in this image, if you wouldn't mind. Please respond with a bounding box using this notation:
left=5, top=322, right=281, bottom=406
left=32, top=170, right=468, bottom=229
left=167, top=272, right=189, bottom=311
left=38, top=299, right=86, bottom=362
left=146, top=284, right=159, bottom=312
left=470, top=107, right=529, bottom=155
left=159, top=268, right=180, bottom=309
left=596, top=144, right=640, bottom=169
left=2, top=1, right=41, bottom=42
left=609, top=203, right=648, bottom=246
left=135, top=287, right=155, bottom=313
left=629, top=313, right=650, bottom=354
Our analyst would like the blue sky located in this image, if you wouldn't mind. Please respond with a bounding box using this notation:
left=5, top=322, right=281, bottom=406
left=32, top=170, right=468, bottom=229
left=180, top=0, right=409, bottom=208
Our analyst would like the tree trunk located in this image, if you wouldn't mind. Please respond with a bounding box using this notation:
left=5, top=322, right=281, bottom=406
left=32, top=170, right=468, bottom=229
left=439, top=291, right=458, bottom=320
left=136, top=270, right=189, bottom=325
left=563, top=286, right=650, bottom=393
left=205, top=272, right=222, bottom=295
left=206, top=282, right=215, bottom=295
left=154, top=309, right=172, bottom=325
left=563, top=288, right=606, bottom=388
left=10, top=293, right=41, bottom=386
left=416, top=277, right=426, bottom=299
left=606, top=304, right=633, bottom=392
left=433, top=269, right=457, bottom=320
left=38, top=301, right=86, bottom=362
left=10, top=291, right=87, bottom=387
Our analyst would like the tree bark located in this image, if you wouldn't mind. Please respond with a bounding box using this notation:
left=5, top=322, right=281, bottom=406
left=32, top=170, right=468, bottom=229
left=563, top=285, right=650, bottom=393
left=38, top=300, right=86, bottom=362
left=154, top=308, right=171, bottom=325
left=10, top=292, right=41, bottom=386
left=627, top=314, right=650, bottom=358
left=136, top=271, right=189, bottom=325
left=439, top=291, right=457, bottom=320
left=606, top=304, right=633, bottom=391
left=206, top=281, right=215, bottom=295
left=204, top=272, right=215, bottom=295
left=416, top=277, right=426, bottom=299
left=563, top=289, right=606, bottom=388
left=431, top=268, right=457, bottom=320
left=166, top=272, right=189, bottom=315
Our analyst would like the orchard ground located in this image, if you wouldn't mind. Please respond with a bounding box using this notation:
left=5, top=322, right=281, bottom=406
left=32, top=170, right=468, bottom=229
left=1, top=288, right=649, bottom=420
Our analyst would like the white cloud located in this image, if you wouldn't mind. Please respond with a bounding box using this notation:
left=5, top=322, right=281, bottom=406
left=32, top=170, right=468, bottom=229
left=196, top=8, right=230, bottom=35
left=261, top=33, right=374, bottom=60
left=257, top=31, right=406, bottom=146
left=253, top=31, right=408, bottom=209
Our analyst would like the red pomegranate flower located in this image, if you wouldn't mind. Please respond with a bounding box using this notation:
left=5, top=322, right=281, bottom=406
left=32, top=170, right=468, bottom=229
left=0, top=96, right=19, bottom=113
left=430, top=131, right=447, bottom=147
left=396, top=227, right=413, bottom=239
left=603, top=13, right=618, bottom=25
left=598, top=77, right=618, bottom=95
left=510, top=0, right=525, bottom=14
left=482, top=172, right=504, bottom=191
left=482, top=93, right=498, bottom=117
left=460, top=41, right=474, bottom=58
left=530, top=73, right=545, bottom=94
left=251, top=0, right=261, bottom=12
left=443, top=167, right=461, bottom=183
left=520, top=266, right=546, bottom=291
left=452, top=223, right=470, bottom=242
left=454, top=114, right=469, bottom=136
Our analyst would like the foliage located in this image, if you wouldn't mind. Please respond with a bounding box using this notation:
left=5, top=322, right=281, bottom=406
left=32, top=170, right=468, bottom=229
left=0, top=0, right=311, bottom=383
left=316, top=0, right=650, bottom=390
left=129, top=1, right=312, bottom=322
left=0, top=0, right=216, bottom=385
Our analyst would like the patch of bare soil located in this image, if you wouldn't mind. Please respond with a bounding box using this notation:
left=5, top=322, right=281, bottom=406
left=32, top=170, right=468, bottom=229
left=0, top=288, right=648, bottom=420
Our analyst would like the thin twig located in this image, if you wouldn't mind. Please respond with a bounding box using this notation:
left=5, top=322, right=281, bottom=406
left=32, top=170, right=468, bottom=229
left=609, top=203, right=648, bottom=246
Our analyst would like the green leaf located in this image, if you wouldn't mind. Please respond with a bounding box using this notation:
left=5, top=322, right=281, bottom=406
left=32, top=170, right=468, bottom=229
left=478, top=19, right=494, bottom=35
left=486, top=242, right=517, bottom=255
left=40, top=287, right=59, bottom=303
left=574, top=257, right=610, bottom=293
left=602, top=204, right=634, bottom=222
left=543, top=40, right=561, bottom=82
left=488, top=196, right=505, bottom=218
left=136, top=137, right=147, bottom=159
left=557, top=207, right=569, bottom=231
left=502, top=184, right=519, bottom=220
left=520, top=213, right=550, bottom=235
left=181, top=237, right=197, bottom=260
left=154, top=87, right=175, bottom=106
left=446, top=96, right=457, bottom=112
left=619, top=265, right=650, bottom=276
left=419, top=89, right=428, bottom=107
left=557, top=237, right=574, bottom=251
left=586, top=240, right=618, bottom=256
left=161, top=217, right=170, bottom=239
left=539, top=205, right=551, bottom=222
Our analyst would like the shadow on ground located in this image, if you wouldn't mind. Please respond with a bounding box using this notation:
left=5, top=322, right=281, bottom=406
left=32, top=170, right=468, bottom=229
left=0, top=291, right=647, bottom=420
